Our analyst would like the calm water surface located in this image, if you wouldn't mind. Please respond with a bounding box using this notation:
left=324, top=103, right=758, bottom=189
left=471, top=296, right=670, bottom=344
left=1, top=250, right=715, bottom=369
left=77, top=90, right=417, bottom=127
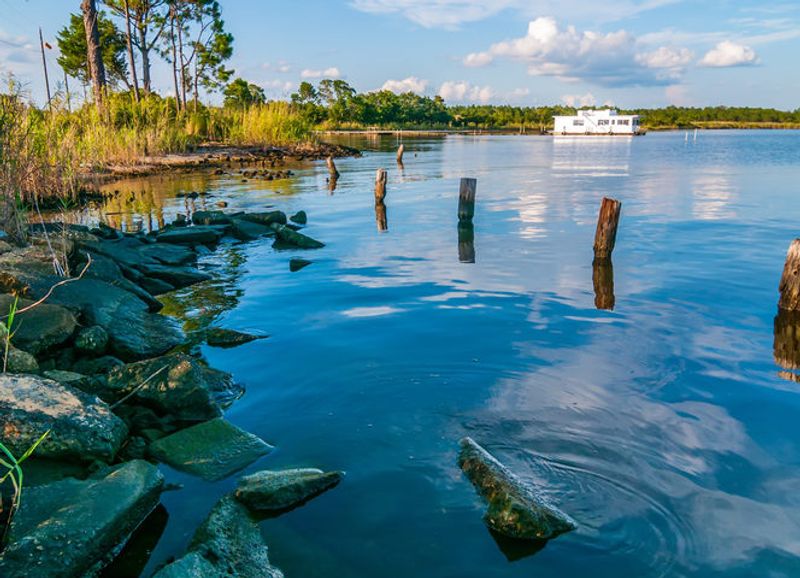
left=101, top=131, right=800, bottom=577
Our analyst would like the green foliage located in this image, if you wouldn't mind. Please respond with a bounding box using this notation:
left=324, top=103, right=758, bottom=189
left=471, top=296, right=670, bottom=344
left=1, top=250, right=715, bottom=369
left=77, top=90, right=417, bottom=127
left=223, top=78, right=266, bottom=108
left=1, top=296, right=19, bottom=374
left=56, top=12, right=129, bottom=89
left=1, top=431, right=50, bottom=546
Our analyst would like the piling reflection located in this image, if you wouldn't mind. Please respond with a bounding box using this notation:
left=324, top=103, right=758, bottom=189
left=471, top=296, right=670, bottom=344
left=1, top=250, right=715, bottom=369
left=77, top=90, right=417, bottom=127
left=773, top=309, right=800, bottom=376
left=375, top=201, right=388, bottom=232
left=592, top=258, right=615, bottom=310
left=458, top=222, right=475, bottom=263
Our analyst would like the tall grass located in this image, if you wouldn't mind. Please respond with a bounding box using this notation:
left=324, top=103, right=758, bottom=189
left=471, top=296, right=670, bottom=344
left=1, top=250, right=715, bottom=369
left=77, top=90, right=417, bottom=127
left=221, top=101, right=313, bottom=146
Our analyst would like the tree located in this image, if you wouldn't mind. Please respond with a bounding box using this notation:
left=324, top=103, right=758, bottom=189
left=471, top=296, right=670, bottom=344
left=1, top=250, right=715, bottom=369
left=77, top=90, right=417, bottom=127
left=223, top=78, right=265, bottom=108
left=59, top=10, right=127, bottom=91
left=291, top=81, right=319, bottom=105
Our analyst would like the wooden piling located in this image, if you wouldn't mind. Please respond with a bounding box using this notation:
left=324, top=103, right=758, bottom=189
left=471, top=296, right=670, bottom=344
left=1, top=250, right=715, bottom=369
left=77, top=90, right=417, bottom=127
left=397, top=144, right=405, bottom=164
left=774, top=309, right=800, bottom=370
left=458, top=178, right=477, bottom=222
left=375, top=168, right=387, bottom=202
left=593, top=197, right=622, bottom=262
left=326, top=156, right=339, bottom=179
left=779, top=239, right=800, bottom=311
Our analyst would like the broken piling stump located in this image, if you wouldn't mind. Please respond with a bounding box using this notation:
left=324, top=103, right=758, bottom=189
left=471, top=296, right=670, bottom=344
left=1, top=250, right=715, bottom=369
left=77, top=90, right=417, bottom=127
left=396, top=144, right=405, bottom=164
left=326, top=156, right=339, bottom=179
left=458, top=437, right=576, bottom=541
left=778, top=239, right=800, bottom=311
left=375, top=168, right=387, bottom=202
left=458, top=178, right=477, bottom=222
left=375, top=201, right=388, bottom=232
left=593, top=197, right=622, bottom=262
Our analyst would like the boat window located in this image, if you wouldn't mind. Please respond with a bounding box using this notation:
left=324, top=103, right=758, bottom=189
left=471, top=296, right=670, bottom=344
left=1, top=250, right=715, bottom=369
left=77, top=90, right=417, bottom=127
left=619, top=119, right=630, bottom=125
left=598, top=119, right=609, bottom=125
left=573, top=120, right=584, bottom=126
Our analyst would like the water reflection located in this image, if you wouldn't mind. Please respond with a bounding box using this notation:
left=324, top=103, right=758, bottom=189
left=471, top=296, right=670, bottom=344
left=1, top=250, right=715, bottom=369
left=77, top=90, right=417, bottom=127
left=692, top=170, right=737, bottom=221
left=552, top=137, right=632, bottom=177
left=458, top=222, right=476, bottom=263
left=375, top=200, right=388, bottom=232
left=592, top=259, right=615, bottom=310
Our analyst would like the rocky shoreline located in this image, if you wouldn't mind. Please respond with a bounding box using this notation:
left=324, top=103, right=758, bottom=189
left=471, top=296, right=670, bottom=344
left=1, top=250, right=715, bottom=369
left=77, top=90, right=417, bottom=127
left=0, top=204, right=340, bottom=576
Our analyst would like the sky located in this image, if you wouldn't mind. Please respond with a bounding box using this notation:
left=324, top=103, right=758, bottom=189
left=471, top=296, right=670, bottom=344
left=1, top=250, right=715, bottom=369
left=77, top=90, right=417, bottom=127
left=1, top=0, right=798, bottom=109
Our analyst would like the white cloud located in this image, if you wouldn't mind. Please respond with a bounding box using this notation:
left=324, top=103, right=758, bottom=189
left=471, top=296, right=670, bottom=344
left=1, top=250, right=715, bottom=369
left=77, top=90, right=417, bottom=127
left=300, top=67, right=341, bottom=79
left=699, top=41, right=758, bottom=67
left=438, top=81, right=495, bottom=103
left=262, top=61, right=291, bottom=73
left=561, top=92, right=596, bottom=107
left=463, top=17, right=694, bottom=86
left=380, top=76, right=429, bottom=94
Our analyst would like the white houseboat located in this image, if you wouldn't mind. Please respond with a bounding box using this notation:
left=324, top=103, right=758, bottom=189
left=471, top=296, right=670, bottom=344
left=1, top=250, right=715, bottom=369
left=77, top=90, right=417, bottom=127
left=553, top=109, right=643, bottom=136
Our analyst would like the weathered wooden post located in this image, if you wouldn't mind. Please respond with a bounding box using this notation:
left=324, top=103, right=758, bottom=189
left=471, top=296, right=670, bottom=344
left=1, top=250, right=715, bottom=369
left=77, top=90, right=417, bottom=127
left=458, top=178, right=477, bottom=222
left=326, top=156, right=339, bottom=179
left=375, top=168, right=387, bottom=202
left=458, top=222, right=475, bottom=263
left=593, top=197, right=622, bottom=262
left=592, top=260, right=615, bottom=310
left=778, top=239, right=800, bottom=311
left=774, top=309, right=800, bottom=372
left=396, top=144, right=405, bottom=164
left=375, top=200, right=388, bottom=232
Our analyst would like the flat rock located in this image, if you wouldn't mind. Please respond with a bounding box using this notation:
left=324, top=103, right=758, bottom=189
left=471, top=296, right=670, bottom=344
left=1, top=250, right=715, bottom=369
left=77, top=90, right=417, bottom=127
left=206, top=327, right=265, bottom=348
left=0, top=460, right=164, bottom=578
left=458, top=437, right=577, bottom=541
left=271, top=224, right=324, bottom=249
left=105, top=354, right=242, bottom=422
left=0, top=374, right=127, bottom=462
left=235, top=468, right=343, bottom=513
left=192, top=210, right=231, bottom=225
left=229, top=217, right=274, bottom=241
left=137, top=262, right=211, bottom=287
left=0, top=294, right=77, bottom=356
left=153, top=495, right=283, bottom=578
left=241, top=210, right=287, bottom=227
left=148, top=418, right=273, bottom=481
left=157, top=226, right=224, bottom=245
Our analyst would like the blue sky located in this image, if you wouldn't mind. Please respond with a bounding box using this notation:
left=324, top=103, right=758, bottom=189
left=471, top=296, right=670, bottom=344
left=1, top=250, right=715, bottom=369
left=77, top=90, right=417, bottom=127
left=1, top=0, right=798, bottom=109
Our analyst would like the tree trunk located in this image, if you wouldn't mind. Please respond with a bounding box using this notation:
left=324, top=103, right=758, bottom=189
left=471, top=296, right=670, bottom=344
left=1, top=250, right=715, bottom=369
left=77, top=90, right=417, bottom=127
left=122, top=0, right=140, bottom=101
left=177, top=19, right=186, bottom=109
left=169, top=13, right=180, bottom=111
left=81, top=0, right=106, bottom=112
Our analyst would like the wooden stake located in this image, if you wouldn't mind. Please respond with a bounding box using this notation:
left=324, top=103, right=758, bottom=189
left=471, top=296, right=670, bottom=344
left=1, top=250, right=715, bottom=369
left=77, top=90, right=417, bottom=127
left=396, top=144, right=405, bottom=164
left=774, top=309, right=800, bottom=370
left=375, top=168, right=387, bottom=202
left=326, top=156, right=339, bottom=178
left=593, top=197, right=622, bottom=261
left=779, top=239, right=800, bottom=311
left=592, top=259, right=615, bottom=310
left=458, top=178, right=477, bottom=222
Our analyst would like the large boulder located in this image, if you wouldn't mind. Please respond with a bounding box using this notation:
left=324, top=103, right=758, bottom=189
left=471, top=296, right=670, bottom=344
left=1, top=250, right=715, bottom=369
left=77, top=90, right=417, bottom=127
left=0, top=295, right=77, bottom=356
left=235, top=468, right=343, bottom=514
left=105, top=354, right=242, bottom=422
left=458, top=437, right=577, bottom=541
left=148, top=418, right=272, bottom=481
left=153, top=495, right=283, bottom=578
left=0, top=374, right=127, bottom=463
left=0, top=460, right=164, bottom=578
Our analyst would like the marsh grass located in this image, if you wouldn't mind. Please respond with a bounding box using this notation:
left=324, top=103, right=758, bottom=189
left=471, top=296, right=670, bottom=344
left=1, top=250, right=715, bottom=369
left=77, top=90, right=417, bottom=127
left=0, top=431, right=50, bottom=546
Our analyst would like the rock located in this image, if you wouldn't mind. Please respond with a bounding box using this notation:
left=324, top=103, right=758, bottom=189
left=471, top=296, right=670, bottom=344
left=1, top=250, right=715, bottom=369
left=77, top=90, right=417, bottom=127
left=235, top=468, right=343, bottom=513
left=271, top=224, right=324, bottom=249
left=172, top=214, right=188, bottom=227
left=241, top=210, right=287, bottom=227
left=42, top=369, right=94, bottom=391
left=289, top=258, right=312, bottom=272
left=75, top=325, right=109, bottom=355
left=157, top=226, right=224, bottom=245
left=0, top=240, right=14, bottom=254
left=229, top=218, right=274, bottom=241
left=40, top=278, right=183, bottom=361
left=0, top=295, right=77, bottom=356
left=0, top=460, right=164, bottom=578
left=139, top=276, right=175, bottom=295
left=105, top=354, right=242, bottom=422
left=77, top=251, right=163, bottom=313
left=458, top=437, right=577, bottom=541
left=4, top=345, right=39, bottom=373
left=206, top=327, right=265, bottom=348
left=192, top=210, right=231, bottom=225
left=289, top=210, right=307, bottom=225
left=148, top=418, right=272, bottom=481
left=137, top=262, right=211, bottom=288
left=71, top=354, right=125, bottom=376
left=153, top=495, right=283, bottom=578
left=0, top=374, right=127, bottom=462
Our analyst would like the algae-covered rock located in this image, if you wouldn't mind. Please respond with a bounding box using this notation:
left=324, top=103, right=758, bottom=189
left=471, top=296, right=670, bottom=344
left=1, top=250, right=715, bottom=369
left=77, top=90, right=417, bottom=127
left=148, top=418, right=273, bottom=481
left=192, top=210, right=231, bottom=225
left=157, top=226, right=224, bottom=245
left=4, top=345, right=39, bottom=373
left=0, top=460, right=164, bottom=578
left=0, top=374, right=127, bottom=462
left=235, top=468, right=343, bottom=514
left=289, top=210, right=307, bottom=225
left=206, top=327, right=265, bottom=348
left=153, top=495, right=283, bottom=578
left=271, top=224, right=324, bottom=249
left=229, top=217, right=274, bottom=241
left=241, top=210, right=287, bottom=227
left=105, top=353, right=241, bottom=422
left=289, top=257, right=312, bottom=272
left=458, top=437, right=576, bottom=541
left=74, top=325, right=109, bottom=355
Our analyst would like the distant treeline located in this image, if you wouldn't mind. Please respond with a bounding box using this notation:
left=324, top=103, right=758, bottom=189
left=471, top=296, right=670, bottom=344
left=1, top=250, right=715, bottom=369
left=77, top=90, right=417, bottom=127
left=290, top=79, right=800, bottom=131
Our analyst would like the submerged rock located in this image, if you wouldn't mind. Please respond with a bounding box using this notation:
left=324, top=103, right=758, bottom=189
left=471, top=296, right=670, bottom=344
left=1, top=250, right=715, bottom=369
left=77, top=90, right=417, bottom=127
left=241, top=210, right=287, bottom=227
left=271, top=224, right=325, bottom=249
left=192, top=210, right=231, bottom=226
left=0, top=460, right=164, bottom=578
left=148, top=418, right=273, bottom=481
left=206, top=327, right=265, bottom=348
left=153, top=495, right=283, bottom=578
left=0, top=294, right=77, bottom=356
left=458, top=437, right=577, bottom=541
left=229, top=217, right=274, bottom=241
left=289, top=258, right=312, bottom=272
left=289, top=210, right=307, bottom=225
left=105, top=353, right=241, bottom=422
left=0, top=374, right=127, bottom=463
left=235, top=468, right=343, bottom=514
